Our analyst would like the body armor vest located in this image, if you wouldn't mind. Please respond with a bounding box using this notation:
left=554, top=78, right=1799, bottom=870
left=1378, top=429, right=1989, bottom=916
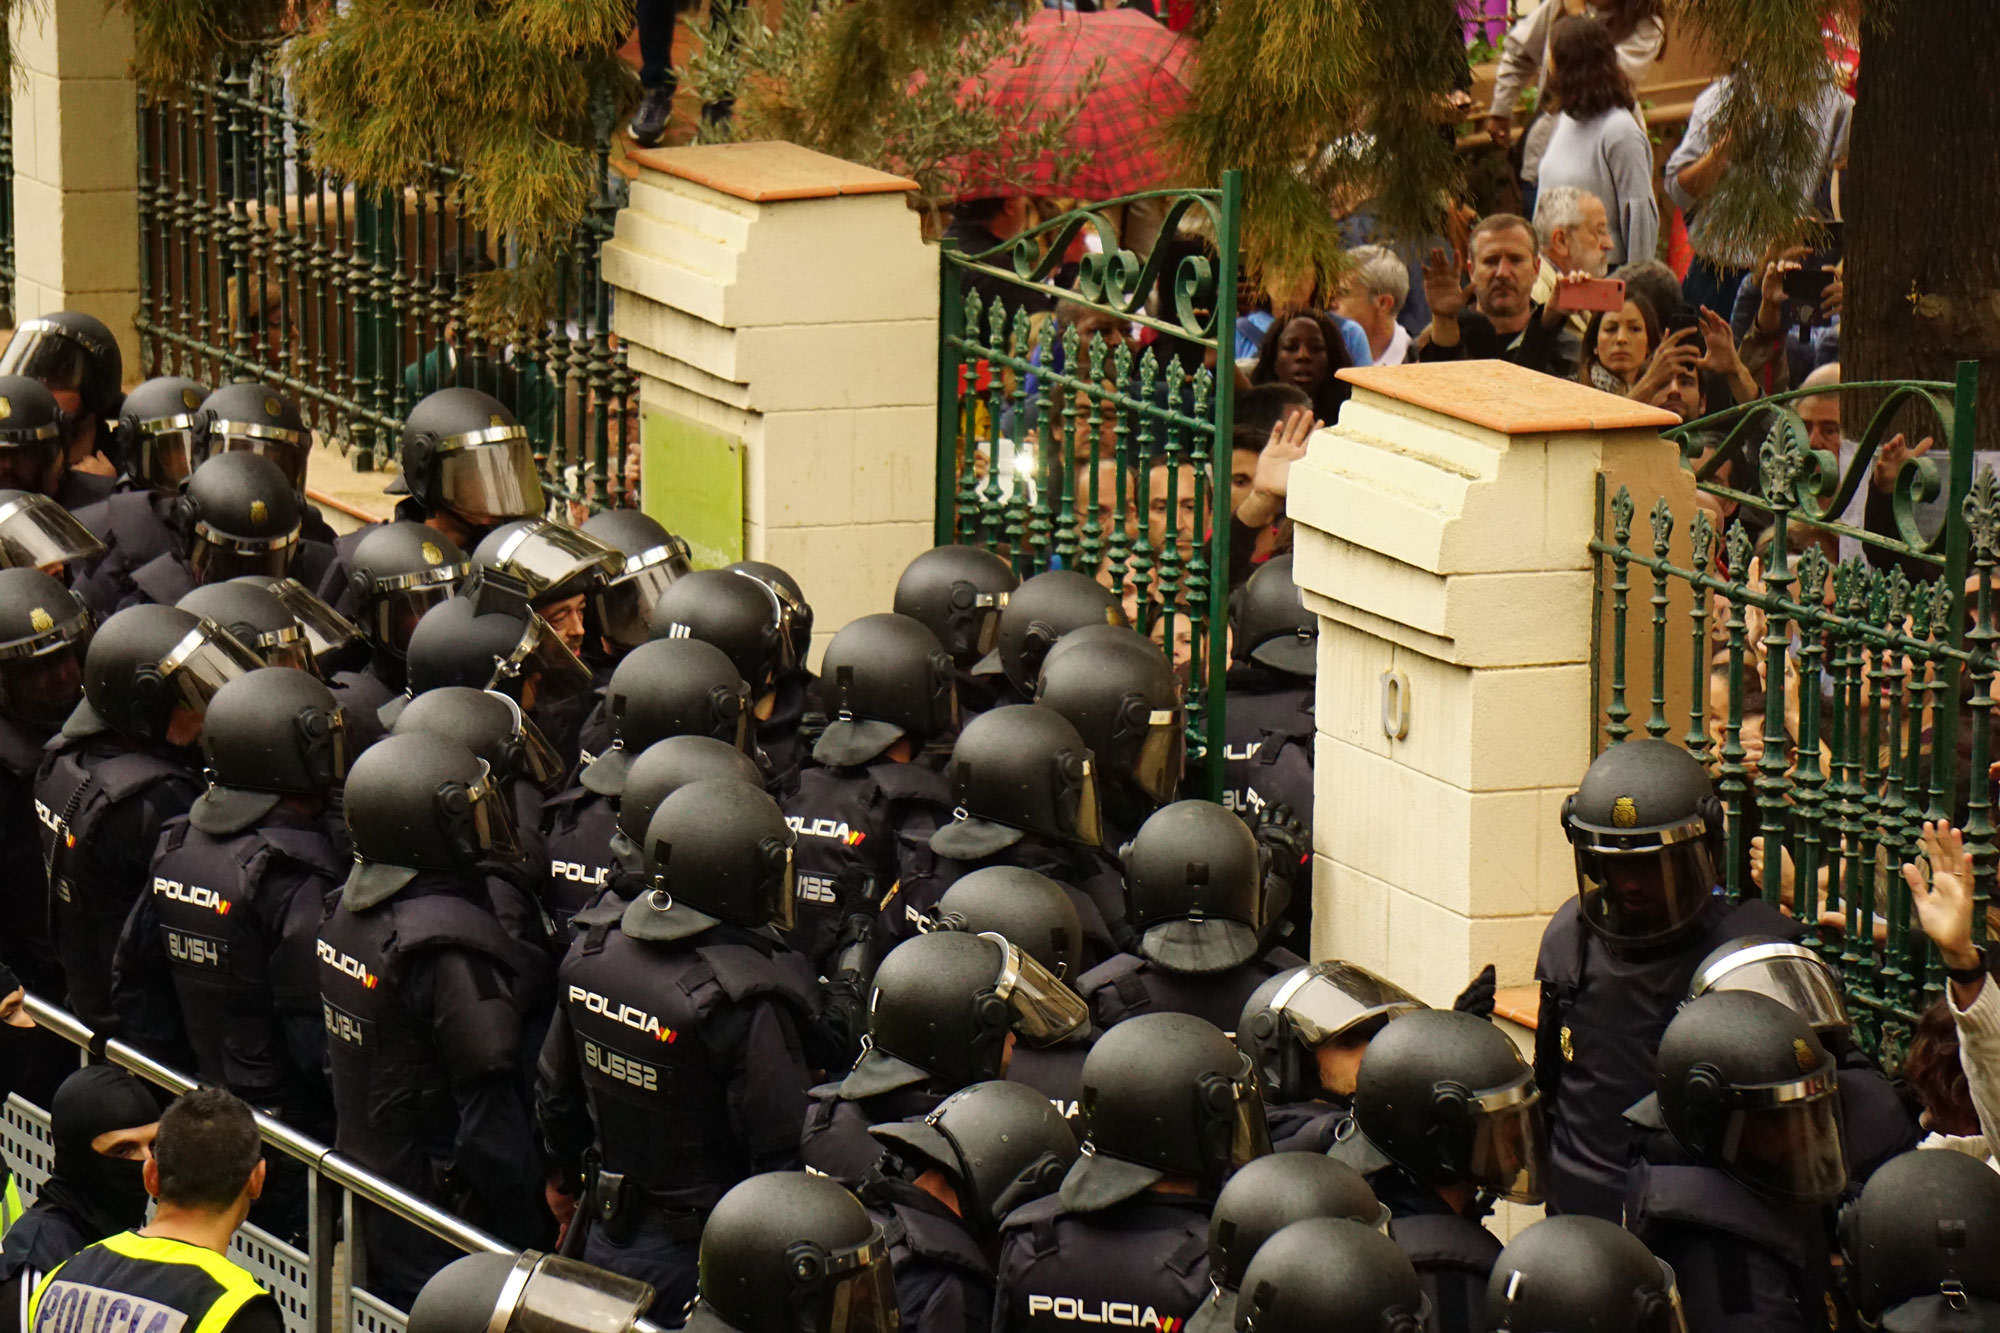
left=994, top=1194, right=1212, bottom=1333
left=783, top=758, right=952, bottom=968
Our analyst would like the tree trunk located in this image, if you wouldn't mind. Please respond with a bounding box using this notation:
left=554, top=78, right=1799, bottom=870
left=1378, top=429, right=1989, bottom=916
left=1846, top=2, right=2000, bottom=450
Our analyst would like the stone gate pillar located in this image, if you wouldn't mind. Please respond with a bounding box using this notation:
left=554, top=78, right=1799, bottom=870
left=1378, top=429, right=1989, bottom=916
left=602, top=141, right=940, bottom=664
left=1287, top=361, right=1692, bottom=1004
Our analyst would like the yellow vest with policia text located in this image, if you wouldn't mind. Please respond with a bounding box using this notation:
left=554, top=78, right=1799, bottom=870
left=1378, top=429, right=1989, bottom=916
left=28, top=1232, right=274, bottom=1333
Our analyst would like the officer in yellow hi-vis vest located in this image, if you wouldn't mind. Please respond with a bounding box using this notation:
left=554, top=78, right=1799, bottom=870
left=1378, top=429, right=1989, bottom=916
left=27, top=1089, right=280, bottom=1333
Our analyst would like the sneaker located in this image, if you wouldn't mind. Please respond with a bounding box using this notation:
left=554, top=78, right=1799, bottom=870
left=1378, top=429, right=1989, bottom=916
left=628, top=87, right=674, bottom=148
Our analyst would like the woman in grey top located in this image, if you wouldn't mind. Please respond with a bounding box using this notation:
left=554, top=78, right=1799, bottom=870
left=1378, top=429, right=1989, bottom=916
left=1535, top=16, right=1659, bottom=267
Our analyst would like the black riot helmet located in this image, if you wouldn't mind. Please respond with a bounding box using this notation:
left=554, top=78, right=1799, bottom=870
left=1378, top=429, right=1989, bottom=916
left=197, top=383, right=310, bottom=495
left=579, top=508, right=691, bottom=652
left=0, top=313, right=122, bottom=421
left=580, top=639, right=752, bottom=797
left=626, top=777, right=795, bottom=942
left=0, top=489, right=105, bottom=571
left=869, top=1080, right=1079, bottom=1237
left=66, top=604, right=263, bottom=746
left=1230, top=555, right=1316, bottom=679
left=1062, top=1012, right=1269, bottom=1212
left=113, top=377, right=208, bottom=493
left=244, top=577, right=367, bottom=673
left=178, top=580, right=316, bottom=674
left=931, top=705, right=1102, bottom=859
left=696, top=1172, right=897, bottom=1333
left=814, top=613, right=958, bottom=768
left=1035, top=624, right=1184, bottom=811
left=390, top=686, right=564, bottom=790
left=1485, top=1215, right=1686, bottom=1333
left=1655, top=990, right=1847, bottom=1205
left=346, top=522, right=472, bottom=660
left=0, top=376, right=70, bottom=495
left=1354, top=1009, right=1547, bottom=1203
left=471, top=518, right=622, bottom=638
left=409, top=1252, right=652, bottom=1333
left=647, top=569, right=794, bottom=696
left=1235, top=1218, right=1428, bottom=1333
left=0, top=567, right=93, bottom=728
left=839, top=931, right=1089, bottom=1101
left=1206, top=1156, right=1386, bottom=1302
left=981, top=568, right=1126, bottom=695
left=191, top=668, right=350, bottom=835
left=342, top=733, right=521, bottom=908
left=609, top=736, right=766, bottom=869
left=1123, top=800, right=1270, bottom=975
left=1842, top=1148, right=2000, bottom=1330
left=931, top=865, right=1085, bottom=980
left=1238, top=962, right=1424, bottom=1105
left=1561, top=739, right=1725, bottom=947
left=396, top=388, right=545, bottom=528
left=894, top=544, right=1018, bottom=667
left=727, top=561, right=813, bottom=667
left=1688, top=935, right=1850, bottom=1035
left=176, top=451, right=303, bottom=584
left=402, top=581, right=593, bottom=713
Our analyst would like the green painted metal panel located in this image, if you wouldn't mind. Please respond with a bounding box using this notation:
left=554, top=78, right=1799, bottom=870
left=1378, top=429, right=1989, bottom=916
left=643, top=407, right=744, bottom=568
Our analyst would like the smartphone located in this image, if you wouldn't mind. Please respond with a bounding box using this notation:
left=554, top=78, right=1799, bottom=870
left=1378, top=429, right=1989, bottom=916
left=1782, top=266, right=1836, bottom=305
left=1662, top=308, right=1702, bottom=342
left=1553, top=276, right=1626, bottom=314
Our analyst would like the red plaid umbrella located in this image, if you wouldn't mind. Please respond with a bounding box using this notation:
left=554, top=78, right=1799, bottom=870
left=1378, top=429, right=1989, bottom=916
left=953, top=8, right=1197, bottom=200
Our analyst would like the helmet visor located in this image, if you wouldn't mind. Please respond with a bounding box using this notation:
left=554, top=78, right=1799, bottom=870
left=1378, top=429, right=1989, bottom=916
left=1056, top=754, right=1102, bottom=847
left=812, top=1234, right=898, bottom=1333
left=189, top=526, right=299, bottom=582
left=1465, top=1074, right=1548, bottom=1203
left=436, top=430, right=546, bottom=524
left=466, top=763, right=524, bottom=861
left=0, top=624, right=91, bottom=727
left=1692, top=943, right=1851, bottom=1033
left=983, top=932, right=1089, bottom=1046
left=488, top=521, right=622, bottom=599
left=371, top=574, right=461, bottom=658
left=490, top=689, right=568, bottom=788
left=0, top=443, right=63, bottom=496
left=134, top=418, right=199, bottom=491
left=501, top=614, right=595, bottom=710
left=1573, top=839, right=1720, bottom=946
left=0, top=325, right=90, bottom=394
left=1715, top=1076, right=1847, bottom=1204
left=595, top=546, right=688, bottom=649
left=209, top=423, right=309, bottom=493
left=0, top=493, right=107, bottom=570
left=1273, top=962, right=1425, bottom=1047
left=161, top=620, right=267, bottom=717
left=952, top=584, right=1008, bottom=660
left=1129, top=706, right=1187, bottom=805
left=765, top=839, right=798, bottom=934
left=252, top=625, right=316, bottom=674
left=260, top=578, right=366, bottom=667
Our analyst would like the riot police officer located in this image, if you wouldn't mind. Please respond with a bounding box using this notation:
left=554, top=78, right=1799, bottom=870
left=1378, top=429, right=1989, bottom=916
left=784, top=613, right=956, bottom=973
left=728, top=559, right=823, bottom=768
left=316, top=732, right=554, bottom=1308
left=649, top=569, right=806, bottom=794
left=893, top=544, right=1018, bottom=720
left=1237, top=961, right=1424, bottom=1152
left=1183, top=1154, right=1386, bottom=1333
left=1688, top=935, right=1919, bottom=1188
left=1841, top=1149, right=2000, bottom=1330
left=334, top=520, right=471, bottom=727
left=1333, top=1009, right=1549, bottom=1332
left=69, top=376, right=208, bottom=616
left=1623, top=990, right=1849, bottom=1332
left=861, top=1081, right=1079, bottom=1333
left=1221, top=556, right=1316, bottom=941
left=1034, top=624, right=1184, bottom=846
left=379, top=387, right=548, bottom=551
left=1075, top=800, right=1303, bottom=1033
left=803, top=931, right=1088, bottom=1187
left=992, top=1012, right=1267, bottom=1333
left=121, top=452, right=338, bottom=610
left=913, top=704, right=1123, bottom=960
left=1233, top=1218, right=1430, bottom=1333
left=470, top=517, right=622, bottom=661
left=36, top=603, right=261, bottom=1030
left=0, top=375, right=112, bottom=511
left=535, top=776, right=819, bottom=1320
left=1539, top=738, right=1801, bottom=1219
left=684, top=1173, right=899, bottom=1333
left=0, top=314, right=122, bottom=499
left=196, top=383, right=339, bottom=544
left=582, top=736, right=768, bottom=915
left=973, top=569, right=1127, bottom=708
left=1483, top=1215, right=1687, bottom=1333
left=110, top=667, right=350, bottom=1239
left=577, top=508, right=690, bottom=664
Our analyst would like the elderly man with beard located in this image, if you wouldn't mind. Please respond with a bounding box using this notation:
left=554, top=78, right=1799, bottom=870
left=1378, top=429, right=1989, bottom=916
left=1417, top=214, right=1581, bottom=379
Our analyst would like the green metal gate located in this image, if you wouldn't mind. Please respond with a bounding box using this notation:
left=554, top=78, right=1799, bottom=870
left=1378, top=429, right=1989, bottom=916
left=1, top=95, right=15, bottom=325
left=134, top=54, right=636, bottom=513
left=936, top=173, right=1242, bottom=796
left=1591, top=363, right=1989, bottom=1061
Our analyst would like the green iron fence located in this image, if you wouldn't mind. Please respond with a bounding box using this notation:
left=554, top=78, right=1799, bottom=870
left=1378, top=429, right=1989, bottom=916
left=134, top=52, right=636, bottom=513
left=1591, top=362, right=1988, bottom=1063
left=1, top=95, right=14, bottom=325
left=936, top=173, right=1242, bottom=797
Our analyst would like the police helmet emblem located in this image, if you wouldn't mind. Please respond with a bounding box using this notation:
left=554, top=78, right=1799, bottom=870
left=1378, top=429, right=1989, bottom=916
left=264, top=395, right=283, bottom=418
left=250, top=499, right=269, bottom=524
left=29, top=607, right=54, bottom=634
left=421, top=541, right=444, bottom=566
left=0, top=396, right=10, bottom=419
left=1793, top=1038, right=1815, bottom=1073
left=1611, top=796, right=1638, bottom=828
left=182, top=387, right=201, bottom=410
left=489, top=414, right=505, bottom=428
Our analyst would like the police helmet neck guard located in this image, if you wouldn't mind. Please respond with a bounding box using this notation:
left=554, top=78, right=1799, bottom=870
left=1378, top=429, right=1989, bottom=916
left=1122, top=800, right=1268, bottom=975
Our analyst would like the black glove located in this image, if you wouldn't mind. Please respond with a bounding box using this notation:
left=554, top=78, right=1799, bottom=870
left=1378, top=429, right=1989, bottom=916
left=1453, top=963, right=1497, bottom=1021
left=1251, top=803, right=1312, bottom=874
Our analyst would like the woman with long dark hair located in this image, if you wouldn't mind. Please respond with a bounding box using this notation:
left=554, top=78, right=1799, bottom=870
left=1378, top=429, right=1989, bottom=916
left=1250, top=311, right=1353, bottom=427
left=1486, top=0, right=1664, bottom=189
left=1535, top=15, right=1658, bottom=266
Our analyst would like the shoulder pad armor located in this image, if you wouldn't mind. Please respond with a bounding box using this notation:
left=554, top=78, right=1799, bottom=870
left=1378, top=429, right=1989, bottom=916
left=693, top=939, right=817, bottom=1012
left=390, top=891, right=532, bottom=976
left=1628, top=1161, right=1811, bottom=1268
left=1387, top=1213, right=1504, bottom=1274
